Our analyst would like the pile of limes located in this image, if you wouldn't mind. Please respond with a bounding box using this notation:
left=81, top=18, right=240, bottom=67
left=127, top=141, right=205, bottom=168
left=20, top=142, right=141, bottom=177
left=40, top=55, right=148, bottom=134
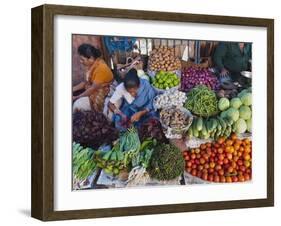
left=151, top=71, right=180, bottom=90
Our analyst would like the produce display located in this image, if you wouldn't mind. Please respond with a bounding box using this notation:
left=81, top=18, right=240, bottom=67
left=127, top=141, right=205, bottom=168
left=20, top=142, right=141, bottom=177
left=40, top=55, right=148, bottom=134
left=187, top=116, right=233, bottom=140
left=160, top=107, right=193, bottom=132
left=184, top=85, right=219, bottom=117
left=148, top=143, right=185, bottom=181
left=220, top=88, right=252, bottom=134
left=72, top=42, right=253, bottom=189
left=119, top=127, right=141, bottom=167
left=151, top=71, right=180, bottom=90
left=138, top=118, right=169, bottom=143
left=153, top=89, right=187, bottom=110
left=183, top=134, right=252, bottom=183
left=148, top=46, right=181, bottom=72
left=73, top=110, right=119, bottom=149
left=181, top=67, right=219, bottom=92
left=73, top=142, right=97, bottom=181
left=94, top=143, right=125, bottom=176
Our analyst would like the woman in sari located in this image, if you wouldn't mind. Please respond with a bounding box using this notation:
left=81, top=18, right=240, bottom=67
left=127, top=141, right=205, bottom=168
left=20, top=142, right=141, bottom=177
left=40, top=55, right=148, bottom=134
left=73, top=44, right=113, bottom=112
left=108, top=69, right=157, bottom=130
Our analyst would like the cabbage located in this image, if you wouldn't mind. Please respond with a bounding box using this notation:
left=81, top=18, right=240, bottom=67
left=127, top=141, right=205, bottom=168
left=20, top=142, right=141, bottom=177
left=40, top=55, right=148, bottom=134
left=238, top=89, right=248, bottom=98
left=230, top=97, right=242, bottom=109
left=218, top=98, right=230, bottom=111
left=246, top=118, right=252, bottom=133
left=239, top=106, right=252, bottom=120
left=225, top=107, right=239, bottom=121
left=234, top=118, right=247, bottom=134
left=220, top=111, right=228, bottom=118
left=240, top=92, right=252, bottom=106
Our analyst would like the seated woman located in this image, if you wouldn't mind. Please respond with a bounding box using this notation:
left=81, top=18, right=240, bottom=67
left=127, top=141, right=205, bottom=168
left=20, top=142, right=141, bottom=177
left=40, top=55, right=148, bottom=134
left=73, top=44, right=114, bottom=112
left=108, top=69, right=157, bottom=130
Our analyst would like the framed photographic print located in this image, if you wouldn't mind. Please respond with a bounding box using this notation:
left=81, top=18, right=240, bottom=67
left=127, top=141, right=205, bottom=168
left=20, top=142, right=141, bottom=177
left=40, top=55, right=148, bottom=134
left=31, top=4, right=274, bottom=221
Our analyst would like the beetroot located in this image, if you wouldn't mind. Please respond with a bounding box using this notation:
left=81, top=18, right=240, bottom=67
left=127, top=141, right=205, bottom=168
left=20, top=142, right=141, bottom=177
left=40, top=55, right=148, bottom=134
left=73, top=111, right=119, bottom=149
left=138, top=118, right=168, bottom=143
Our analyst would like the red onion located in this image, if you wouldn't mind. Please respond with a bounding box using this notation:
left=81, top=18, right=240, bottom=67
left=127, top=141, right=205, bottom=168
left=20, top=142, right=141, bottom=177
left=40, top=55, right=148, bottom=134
left=181, top=67, right=220, bottom=92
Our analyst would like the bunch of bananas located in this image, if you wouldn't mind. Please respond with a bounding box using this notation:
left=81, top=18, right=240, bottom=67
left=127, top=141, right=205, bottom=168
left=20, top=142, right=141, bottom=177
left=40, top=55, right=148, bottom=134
left=94, top=144, right=125, bottom=176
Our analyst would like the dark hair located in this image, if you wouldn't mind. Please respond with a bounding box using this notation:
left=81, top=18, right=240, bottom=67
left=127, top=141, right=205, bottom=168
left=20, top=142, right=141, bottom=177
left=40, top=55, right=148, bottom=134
left=78, top=43, right=101, bottom=59
left=124, top=69, right=140, bottom=89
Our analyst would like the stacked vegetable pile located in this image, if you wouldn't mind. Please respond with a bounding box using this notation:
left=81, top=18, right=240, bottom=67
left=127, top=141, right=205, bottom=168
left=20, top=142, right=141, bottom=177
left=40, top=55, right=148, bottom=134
left=148, top=46, right=181, bottom=72
left=160, top=107, right=193, bottom=138
left=181, top=67, right=219, bottom=92
left=151, top=71, right=180, bottom=90
left=138, top=118, right=169, bottom=143
left=148, top=143, right=185, bottom=181
left=183, top=134, right=252, bottom=183
left=187, top=116, right=233, bottom=140
left=73, top=142, right=97, bottom=181
left=73, top=110, right=119, bottom=149
left=184, top=85, right=219, bottom=117
left=153, top=89, right=187, bottom=110
left=93, top=143, right=125, bottom=176
left=219, top=88, right=252, bottom=134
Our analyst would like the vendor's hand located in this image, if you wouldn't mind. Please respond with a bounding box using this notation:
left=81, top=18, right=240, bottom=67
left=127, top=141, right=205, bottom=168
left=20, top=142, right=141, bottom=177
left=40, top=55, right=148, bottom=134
left=220, top=68, right=229, bottom=77
left=130, top=112, right=143, bottom=123
left=114, top=108, right=123, bottom=115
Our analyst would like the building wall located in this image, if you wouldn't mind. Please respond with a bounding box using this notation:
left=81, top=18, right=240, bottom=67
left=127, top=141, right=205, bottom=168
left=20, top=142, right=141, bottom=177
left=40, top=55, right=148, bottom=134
left=72, top=35, right=102, bottom=85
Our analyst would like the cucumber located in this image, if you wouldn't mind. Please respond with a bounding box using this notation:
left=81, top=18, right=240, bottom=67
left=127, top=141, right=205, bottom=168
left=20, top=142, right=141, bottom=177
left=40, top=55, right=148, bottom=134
left=218, top=117, right=227, bottom=130
left=224, top=117, right=234, bottom=126
left=216, top=119, right=222, bottom=131
left=210, top=118, right=218, bottom=131
left=196, top=117, right=203, bottom=131
left=203, top=133, right=210, bottom=139
left=206, top=119, right=212, bottom=133
left=202, top=122, right=207, bottom=136
left=192, top=120, right=199, bottom=137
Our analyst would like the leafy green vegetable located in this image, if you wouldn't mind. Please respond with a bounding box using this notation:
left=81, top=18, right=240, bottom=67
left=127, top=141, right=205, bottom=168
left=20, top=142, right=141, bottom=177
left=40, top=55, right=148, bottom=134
left=239, top=106, right=252, bottom=120
left=246, top=118, right=252, bottom=132
left=230, top=97, right=242, bottom=109
left=218, top=97, right=230, bottom=111
left=73, top=142, right=97, bottom=180
left=240, top=92, right=252, bottom=106
left=225, top=107, right=240, bottom=122
left=234, top=118, right=247, bottom=134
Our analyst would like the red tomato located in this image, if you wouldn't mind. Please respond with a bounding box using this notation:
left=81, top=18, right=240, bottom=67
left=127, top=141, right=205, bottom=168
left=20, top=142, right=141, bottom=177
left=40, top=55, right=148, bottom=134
left=191, top=169, right=197, bottom=176
left=220, top=176, right=226, bottom=183
left=202, top=173, right=208, bottom=181
left=226, top=176, right=232, bottom=183
left=199, top=158, right=205, bottom=165
left=218, top=169, right=224, bottom=176
left=232, top=176, right=238, bottom=182
left=208, top=174, right=214, bottom=182
left=214, top=175, right=220, bottom=183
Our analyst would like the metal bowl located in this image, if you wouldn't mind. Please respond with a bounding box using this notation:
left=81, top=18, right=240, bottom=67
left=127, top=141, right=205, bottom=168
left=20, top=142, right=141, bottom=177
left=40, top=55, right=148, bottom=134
left=241, top=71, right=252, bottom=79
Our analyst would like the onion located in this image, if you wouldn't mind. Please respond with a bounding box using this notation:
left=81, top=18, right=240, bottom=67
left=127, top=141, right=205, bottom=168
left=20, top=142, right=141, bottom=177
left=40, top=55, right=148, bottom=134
left=181, top=67, right=220, bottom=92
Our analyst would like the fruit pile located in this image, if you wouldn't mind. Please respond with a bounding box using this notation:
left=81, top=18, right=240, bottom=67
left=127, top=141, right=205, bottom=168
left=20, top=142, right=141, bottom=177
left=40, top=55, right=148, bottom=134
left=183, top=134, right=252, bottom=183
left=151, top=71, right=180, bottom=90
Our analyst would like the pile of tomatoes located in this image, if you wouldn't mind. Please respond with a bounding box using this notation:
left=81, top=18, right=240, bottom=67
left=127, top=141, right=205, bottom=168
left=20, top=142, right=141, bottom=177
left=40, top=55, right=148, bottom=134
left=183, top=134, right=252, bottom=183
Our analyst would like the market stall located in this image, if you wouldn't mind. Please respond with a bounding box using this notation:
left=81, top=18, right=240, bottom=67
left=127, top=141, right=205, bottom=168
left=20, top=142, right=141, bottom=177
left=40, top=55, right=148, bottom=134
left=72, top=38, right=252, bottom=189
